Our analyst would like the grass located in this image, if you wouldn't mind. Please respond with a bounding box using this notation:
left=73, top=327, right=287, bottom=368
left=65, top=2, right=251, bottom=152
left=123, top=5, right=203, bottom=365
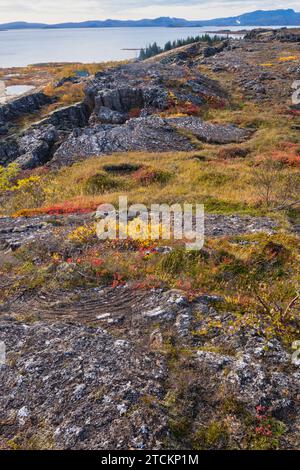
left=2, top=147, right=298, bottom=219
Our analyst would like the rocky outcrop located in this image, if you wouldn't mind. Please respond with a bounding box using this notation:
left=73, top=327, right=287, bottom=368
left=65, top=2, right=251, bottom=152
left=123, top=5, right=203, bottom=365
left=0, top=139, right=19, bottom=166
left=41, top=102, right=91, bottom=131
left=51, top=116, right=195, bottom=166
left=157, top=40, right=229, bottom=65
left=0, top=61, right=235, bottom=169
left=245, top=28, right=300, bottom=43
left=93, top=85, right=169, bottom=123
left=94, top=87, right=145, bottom=114
left=0, top=125, right=62, bottom=169
left=14, top=125, right=61, bottom=169
left=0, top=283, right=299, bottom=449
left=0, top=319, right=167, bottom=450
left=86, top=62, right=227, bottom=124
left=0, top=212, right=277, bottom=252
left=0, top=102, right=92, bottom=169
left=0, top=92, right=53, bottom=135
left=168, top=116, right=253, bottom=144
left=51, top=115, right=252, bottom=166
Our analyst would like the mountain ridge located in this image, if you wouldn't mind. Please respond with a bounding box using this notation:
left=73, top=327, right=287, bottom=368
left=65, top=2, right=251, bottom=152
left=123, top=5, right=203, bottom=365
left=1, top=9, right=300, bottom=30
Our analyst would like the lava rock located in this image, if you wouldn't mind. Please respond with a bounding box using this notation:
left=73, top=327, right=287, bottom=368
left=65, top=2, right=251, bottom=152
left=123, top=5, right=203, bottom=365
left=51, top=115, right=195, bottom=166
left=168, top=116, right=253, bottom=144
left=0, top=92, right=53, bottom=127
left=97, top=106, right=127, bottom=124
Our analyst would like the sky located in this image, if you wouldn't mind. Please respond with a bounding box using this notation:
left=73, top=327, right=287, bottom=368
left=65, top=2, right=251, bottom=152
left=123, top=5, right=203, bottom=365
left=0, top=0, right=299, bottom=24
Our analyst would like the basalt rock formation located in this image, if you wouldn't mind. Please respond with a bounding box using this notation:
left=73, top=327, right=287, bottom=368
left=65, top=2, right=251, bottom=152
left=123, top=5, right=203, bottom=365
left=0, top=92, right=53, bottom=136
left=51, top=115, right=251, bottom=167
left=0, top=102, right=91, bottom=168
left=0, top=57, right=254, bottom=169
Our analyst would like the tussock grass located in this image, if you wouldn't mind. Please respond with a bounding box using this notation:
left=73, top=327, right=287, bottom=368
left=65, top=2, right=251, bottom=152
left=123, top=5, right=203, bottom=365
left=2, top=148, right=299, bottom=218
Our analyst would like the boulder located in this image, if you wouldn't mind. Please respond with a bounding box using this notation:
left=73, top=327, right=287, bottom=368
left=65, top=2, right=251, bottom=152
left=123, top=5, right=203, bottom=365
left=94, top=87, right=144, bottom=114
left=97, top=106, right=127, bottom=124
left=15, top=125, right=60, bottom=169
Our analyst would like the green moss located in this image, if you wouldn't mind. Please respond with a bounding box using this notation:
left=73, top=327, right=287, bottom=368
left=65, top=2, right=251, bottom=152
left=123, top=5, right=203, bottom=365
left=169, top=417, right=192, bottom=441
left=193, top=421, right=229, bottom=450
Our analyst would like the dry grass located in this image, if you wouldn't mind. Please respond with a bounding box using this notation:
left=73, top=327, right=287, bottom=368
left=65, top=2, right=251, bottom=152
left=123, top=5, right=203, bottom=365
left=2, top=149, right=298, bottom=219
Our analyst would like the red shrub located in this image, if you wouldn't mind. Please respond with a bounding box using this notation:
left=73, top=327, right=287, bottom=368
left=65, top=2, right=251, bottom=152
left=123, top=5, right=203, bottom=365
left=132, top=166, right=171, bottom=185
left=128, top=108, right=141, bottom=119
left=271, top=152, right=300, bottom=167
left=133, top=167, right=159, bottom=184
left=14, top=202, right=99, bottom=218
left=218, top=146, right=250, bottom=159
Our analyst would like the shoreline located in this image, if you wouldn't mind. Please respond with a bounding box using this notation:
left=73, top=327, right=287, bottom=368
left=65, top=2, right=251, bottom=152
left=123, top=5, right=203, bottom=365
left=0, top=80, right=6, bottom=104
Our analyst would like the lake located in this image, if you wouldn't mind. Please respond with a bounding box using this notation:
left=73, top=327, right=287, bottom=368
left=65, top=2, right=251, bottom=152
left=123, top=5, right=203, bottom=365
left=0, top=25, right=278, bottom=68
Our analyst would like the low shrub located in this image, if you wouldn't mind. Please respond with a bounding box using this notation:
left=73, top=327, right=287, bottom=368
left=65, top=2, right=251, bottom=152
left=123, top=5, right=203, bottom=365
left=84, top=172, right=120, bottom=195
left=0, top=163, right=20, bottom=192
left=132, top=167, right=172, bottom=185
left=68, top=223, right=97, bottom=244
left=218, top=146, right=250, bottom=159
left=13, top=202, right=98, bottom=217
left=252, top=159, right=300, bottom=208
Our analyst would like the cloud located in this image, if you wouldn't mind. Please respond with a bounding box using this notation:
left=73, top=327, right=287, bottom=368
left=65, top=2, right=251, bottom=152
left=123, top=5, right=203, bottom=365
left=1, top=0, right=299, bottom=23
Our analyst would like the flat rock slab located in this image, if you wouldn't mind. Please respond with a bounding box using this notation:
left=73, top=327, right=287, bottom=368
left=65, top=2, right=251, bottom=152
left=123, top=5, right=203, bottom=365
left=0, top=213, right=277, bottom=251
left=51, top=116, right=252, bottom=166
left=0, top=319, right=167, bottom=450
left=0, top=287, right=299, bottom=450
left=168, top=116, right=253, bottom=144
left=0, top=286, right=190, bottom=334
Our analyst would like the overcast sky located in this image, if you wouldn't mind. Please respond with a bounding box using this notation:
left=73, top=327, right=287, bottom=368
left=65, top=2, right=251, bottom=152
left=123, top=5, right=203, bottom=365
left=0, top=1, right=299, bottom=23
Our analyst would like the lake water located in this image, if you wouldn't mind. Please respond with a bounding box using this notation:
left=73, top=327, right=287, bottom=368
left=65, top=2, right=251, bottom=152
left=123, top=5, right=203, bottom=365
left=0, top=25, right=280, bottom=68
left=5, top=84, right=34, bottom=95
left=0, top=25, right=297, bottom=68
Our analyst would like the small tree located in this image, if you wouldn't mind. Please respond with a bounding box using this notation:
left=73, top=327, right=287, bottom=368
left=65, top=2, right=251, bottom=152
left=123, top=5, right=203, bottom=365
left=252, top=159, right=300, bottom=209
left=164, top=41, right=172, bottom=52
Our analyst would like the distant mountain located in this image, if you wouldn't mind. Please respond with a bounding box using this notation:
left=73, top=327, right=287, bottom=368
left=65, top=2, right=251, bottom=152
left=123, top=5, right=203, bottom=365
left=1, top=9, right=300, bottom=30
left=200, top=9, right=300, bottom=27
left=0, top=21, right=48, bottom=29
left=0, top=17, right=193, bottom=29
